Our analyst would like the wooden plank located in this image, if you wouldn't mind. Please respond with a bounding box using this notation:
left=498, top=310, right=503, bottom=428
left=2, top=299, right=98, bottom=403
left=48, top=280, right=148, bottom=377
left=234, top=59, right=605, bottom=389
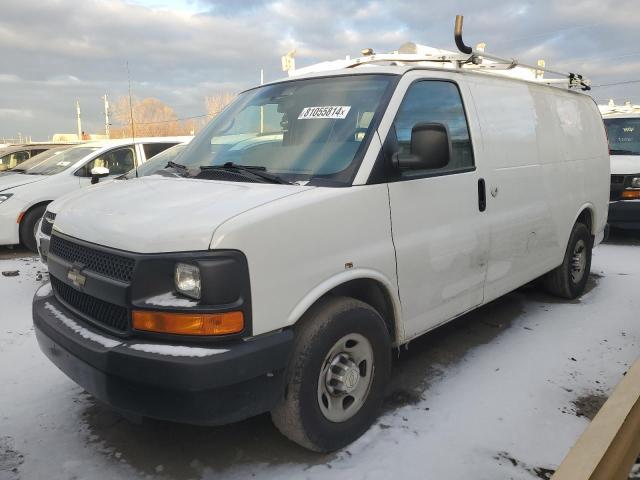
left=552, top=360, right=640, bottom=480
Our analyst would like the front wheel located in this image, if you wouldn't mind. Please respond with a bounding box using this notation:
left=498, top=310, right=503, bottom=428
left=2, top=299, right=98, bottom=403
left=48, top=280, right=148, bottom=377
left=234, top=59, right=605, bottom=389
left=542, top=222, right=592, bottom=299
left=19, top=205, right=46, bottom=253
left=271, top=296, right=391, bottom=452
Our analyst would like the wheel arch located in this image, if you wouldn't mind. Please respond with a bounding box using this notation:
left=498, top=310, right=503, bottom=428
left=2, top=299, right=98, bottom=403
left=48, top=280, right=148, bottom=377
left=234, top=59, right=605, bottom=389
left=286, top=270, right=403, bottom=346
left=573, top=203, right=595, bottom=236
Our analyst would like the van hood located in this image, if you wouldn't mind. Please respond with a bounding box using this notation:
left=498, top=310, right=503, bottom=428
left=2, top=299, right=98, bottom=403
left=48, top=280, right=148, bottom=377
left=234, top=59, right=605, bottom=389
left=0, top=173, right=46, bottom=192
left=52, top=176, right=312, bottom=253
left=610, top=155, right=640, bottom=175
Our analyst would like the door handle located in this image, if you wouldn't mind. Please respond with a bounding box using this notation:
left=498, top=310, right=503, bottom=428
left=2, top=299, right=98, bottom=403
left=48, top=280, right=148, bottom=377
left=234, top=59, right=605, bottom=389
left=478, top=178, right=486, bottom=212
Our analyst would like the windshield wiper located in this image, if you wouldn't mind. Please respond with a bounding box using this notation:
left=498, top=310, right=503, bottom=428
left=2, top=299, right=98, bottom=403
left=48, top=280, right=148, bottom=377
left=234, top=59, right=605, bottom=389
left=166, top=160, right=191, bottom=177
left=610, top=149, right=639, bottom=155
left=200, top=162, right=293, bottom=185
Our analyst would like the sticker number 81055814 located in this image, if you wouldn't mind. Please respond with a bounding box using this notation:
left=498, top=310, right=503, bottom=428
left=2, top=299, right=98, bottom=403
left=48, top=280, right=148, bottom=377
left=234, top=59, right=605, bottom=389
left=298, top=106, right=351, bottom=120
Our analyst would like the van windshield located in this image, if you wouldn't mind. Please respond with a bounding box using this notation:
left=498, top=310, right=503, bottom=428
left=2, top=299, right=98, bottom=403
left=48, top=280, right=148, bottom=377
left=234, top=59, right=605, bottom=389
left=177, top=74, right=395, bottom=184
left=24, top=147, right=99, bottom=175
left=604, top=118, right=640, bottom=155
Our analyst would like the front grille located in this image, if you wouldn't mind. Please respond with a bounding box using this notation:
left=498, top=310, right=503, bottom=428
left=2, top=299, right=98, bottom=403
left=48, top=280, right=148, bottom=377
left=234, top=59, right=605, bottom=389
left=41, top=211, right=55, bottom=236
left=49, top=235, right=135, bottom=282
left=51, top=275, right=129, bottom=333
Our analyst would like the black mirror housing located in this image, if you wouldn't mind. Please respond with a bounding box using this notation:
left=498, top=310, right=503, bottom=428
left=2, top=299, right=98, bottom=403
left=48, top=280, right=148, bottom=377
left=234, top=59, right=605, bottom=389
left=90, top=166, right=110, bottom=185
left=394, top=122, right=451, bottom=171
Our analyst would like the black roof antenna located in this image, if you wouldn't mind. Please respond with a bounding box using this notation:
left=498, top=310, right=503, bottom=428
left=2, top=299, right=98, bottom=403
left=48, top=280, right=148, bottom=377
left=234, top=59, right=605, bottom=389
left=454, top=15, right=472, bottom=55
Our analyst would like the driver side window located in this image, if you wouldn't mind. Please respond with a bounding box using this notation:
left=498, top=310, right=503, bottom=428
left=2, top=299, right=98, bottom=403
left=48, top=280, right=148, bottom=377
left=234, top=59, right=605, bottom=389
left=393, top=81, right=474, bottom=175
left=76, top=146, right=136, bottom=177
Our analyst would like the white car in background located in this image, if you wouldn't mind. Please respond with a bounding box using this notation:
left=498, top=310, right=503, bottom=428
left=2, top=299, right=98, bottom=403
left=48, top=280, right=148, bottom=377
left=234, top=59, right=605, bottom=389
left=36, top=141, right=193, bottom=262
left=0, top=137, right=190, bottom=251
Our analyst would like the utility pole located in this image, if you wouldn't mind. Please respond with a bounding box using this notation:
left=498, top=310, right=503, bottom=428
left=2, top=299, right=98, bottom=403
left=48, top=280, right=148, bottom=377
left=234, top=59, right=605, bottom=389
left=76, top=100, right=82, bottom=140
left=103, top=94, right=110, bottom=138
left=260, top=69, right=264, bottom=134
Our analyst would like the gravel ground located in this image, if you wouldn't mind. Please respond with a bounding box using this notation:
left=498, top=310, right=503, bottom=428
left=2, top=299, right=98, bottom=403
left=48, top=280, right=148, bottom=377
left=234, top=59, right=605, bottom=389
left=0, top=231, right=639, bottom=480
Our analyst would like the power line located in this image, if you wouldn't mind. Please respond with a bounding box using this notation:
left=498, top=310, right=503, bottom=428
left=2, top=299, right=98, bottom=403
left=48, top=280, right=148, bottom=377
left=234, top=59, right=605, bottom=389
left=492, top=22, right=604, bottom=46
left=591, top=79, right=640, bottom=88
left=127, top=113, right=213, bottom=126
left=551, top=51, right=640, bottom=68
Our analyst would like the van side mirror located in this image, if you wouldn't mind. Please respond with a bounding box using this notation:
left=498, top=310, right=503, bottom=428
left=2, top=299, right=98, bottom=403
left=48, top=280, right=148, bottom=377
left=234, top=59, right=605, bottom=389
left=393, top=123, right=451, bottom=171
left=90, top=166, right=110, bottom=184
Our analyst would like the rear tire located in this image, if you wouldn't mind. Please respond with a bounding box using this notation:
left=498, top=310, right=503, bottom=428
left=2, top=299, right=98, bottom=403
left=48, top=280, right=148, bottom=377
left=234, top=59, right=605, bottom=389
left=19, top=205, right=46, bottom=253
left=271, top=296, right=391, bottom=452
left=542, top=222, right=592, bottom=299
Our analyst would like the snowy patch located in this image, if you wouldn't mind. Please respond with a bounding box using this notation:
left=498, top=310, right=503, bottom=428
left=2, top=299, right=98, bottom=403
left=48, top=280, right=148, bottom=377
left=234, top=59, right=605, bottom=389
left=127, top=343, right=228, bottom=357
left=44, top=302, right=121, bottom=348
left=34, top=282, right=52, bottom=298
left=145, top=292, right=198, bottom=307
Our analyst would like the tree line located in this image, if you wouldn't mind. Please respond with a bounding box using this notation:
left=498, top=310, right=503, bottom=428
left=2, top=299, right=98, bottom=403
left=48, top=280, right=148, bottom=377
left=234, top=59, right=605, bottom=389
left=109, top=92, right=235, bottom=138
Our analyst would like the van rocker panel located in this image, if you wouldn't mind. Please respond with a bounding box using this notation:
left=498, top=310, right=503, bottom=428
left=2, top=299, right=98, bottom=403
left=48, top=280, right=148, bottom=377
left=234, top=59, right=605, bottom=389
left=33, top=291, right=293, bottom=425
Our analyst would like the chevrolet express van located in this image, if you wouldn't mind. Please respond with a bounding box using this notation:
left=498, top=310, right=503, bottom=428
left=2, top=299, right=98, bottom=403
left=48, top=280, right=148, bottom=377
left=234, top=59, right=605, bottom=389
left=602, top=112, right=640, bottom=229
left=33, top=37, right=609, bottom=452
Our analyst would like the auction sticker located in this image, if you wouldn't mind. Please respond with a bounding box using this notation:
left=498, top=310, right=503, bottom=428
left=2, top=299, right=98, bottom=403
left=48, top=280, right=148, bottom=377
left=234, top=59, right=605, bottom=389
left=298, top=106, right=351, bottom=120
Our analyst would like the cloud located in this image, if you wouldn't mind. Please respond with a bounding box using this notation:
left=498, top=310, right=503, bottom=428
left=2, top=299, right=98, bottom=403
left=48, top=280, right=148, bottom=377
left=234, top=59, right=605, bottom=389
left=0, top=0, right=638, bottom=138
left=0, top=108, right=33, bottom=118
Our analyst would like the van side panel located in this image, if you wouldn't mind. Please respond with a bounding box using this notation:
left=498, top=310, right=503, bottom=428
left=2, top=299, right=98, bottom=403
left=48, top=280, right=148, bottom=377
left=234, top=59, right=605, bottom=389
left=544, top=91, right=609, bottom=243
left=467, top=78, right=608, bottom=303
left=467, top=78, right=557, bottom=301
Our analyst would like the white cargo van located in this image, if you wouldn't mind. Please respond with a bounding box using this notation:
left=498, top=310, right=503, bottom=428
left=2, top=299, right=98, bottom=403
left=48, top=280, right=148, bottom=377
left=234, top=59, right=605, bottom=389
left=600, top=108, right=640, bottom=230
left=33, top=18, right=609, bottom=452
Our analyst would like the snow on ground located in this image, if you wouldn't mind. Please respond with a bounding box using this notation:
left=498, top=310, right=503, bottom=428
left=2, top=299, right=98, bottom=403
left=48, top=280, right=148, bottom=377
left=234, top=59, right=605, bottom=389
left=1, top=234, right=639, bottom=480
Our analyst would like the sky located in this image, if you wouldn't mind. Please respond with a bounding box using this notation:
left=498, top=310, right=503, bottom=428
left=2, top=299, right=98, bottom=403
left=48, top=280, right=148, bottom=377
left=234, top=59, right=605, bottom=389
left=0, top=0, right=639, bottom=140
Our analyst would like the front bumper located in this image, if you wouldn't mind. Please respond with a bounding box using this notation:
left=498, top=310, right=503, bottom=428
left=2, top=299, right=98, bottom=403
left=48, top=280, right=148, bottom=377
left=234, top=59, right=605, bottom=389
left=608, top=200, right=640, bottom=230
left=0, top=201, right=21, bottom=245
left=33, top=285, right=293, bottom=425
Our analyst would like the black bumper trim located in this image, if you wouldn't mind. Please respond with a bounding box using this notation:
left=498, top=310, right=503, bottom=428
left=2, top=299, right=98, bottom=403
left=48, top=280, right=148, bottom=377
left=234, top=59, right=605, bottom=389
left=33, top=289, right=293, bottom=425
left=608, top=201, right=640, bottom=230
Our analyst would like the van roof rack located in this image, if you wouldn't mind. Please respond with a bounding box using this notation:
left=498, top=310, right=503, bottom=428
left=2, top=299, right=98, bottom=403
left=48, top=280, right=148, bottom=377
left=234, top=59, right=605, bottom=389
left=286, top=15, right=591, bottom=92
left=599, top=99, right=640, bottom=116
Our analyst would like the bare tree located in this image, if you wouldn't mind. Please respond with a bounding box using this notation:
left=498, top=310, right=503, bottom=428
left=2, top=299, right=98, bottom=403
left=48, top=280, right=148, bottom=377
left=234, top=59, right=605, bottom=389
left=108, top=93, right=236, bottom=139
left=204, top=92, right=236, bottom=118
left=111, top=97, right=182, bottom=137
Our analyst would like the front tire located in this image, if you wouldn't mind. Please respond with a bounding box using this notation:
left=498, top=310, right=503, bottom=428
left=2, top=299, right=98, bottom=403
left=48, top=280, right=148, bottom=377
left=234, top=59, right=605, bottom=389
left=271, top=296, right=391, bottom=452
left=542, top=222, right=592, bottom=299
left=20, top=205, right=46, bottom=253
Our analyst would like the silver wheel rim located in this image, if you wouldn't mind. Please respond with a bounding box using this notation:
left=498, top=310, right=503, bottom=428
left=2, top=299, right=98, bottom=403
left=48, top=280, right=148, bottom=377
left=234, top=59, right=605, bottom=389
left=317, top=333, right=374, bottom=423
left=570, top=239, right=587, bottom=283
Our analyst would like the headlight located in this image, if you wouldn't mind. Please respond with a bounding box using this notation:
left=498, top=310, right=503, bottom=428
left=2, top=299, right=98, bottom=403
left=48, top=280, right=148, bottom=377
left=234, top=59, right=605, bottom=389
left=174, top=262, right=201, bottom=299
left=631, top=177, right=640, bottom=188
left=0, top=193, right=13, bottom=204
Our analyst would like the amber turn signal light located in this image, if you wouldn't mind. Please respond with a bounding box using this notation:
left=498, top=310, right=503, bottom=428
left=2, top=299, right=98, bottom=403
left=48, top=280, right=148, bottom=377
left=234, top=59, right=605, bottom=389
left=621, top=190, right=640, bottom=200
left=132, top=310, right=244, bottom=336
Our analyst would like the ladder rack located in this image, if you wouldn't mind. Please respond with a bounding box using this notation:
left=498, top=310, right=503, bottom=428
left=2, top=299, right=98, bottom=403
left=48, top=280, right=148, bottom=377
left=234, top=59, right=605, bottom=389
left=286, top=15, right=591, bottom=91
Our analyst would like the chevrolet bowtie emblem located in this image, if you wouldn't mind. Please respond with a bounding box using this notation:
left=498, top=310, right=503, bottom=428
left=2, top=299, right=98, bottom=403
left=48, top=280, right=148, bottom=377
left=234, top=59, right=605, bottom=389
left=67, top=266, right=86, bottom=288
